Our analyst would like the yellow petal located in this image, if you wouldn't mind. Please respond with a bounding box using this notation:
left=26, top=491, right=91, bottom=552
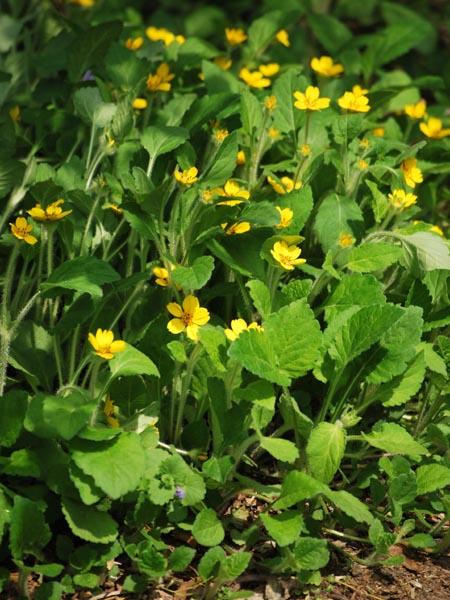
left=193, top=306, right=210, bottom=326
left=183, top=295, right=200, bottom=314
left=167, top=302, right=183, bottom=317
left=167, top=318, right=185, bottom=334
left=110, top=340, right=126, bottom=353
left=185, top=324, right=199, bottom=341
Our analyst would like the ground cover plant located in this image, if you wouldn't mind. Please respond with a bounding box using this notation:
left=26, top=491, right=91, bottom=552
left=0, top=0, right=450, bottom=597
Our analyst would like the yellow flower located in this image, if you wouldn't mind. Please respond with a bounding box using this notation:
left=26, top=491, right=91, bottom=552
left=236, top=150, right=246, bottom=165
left=146, top=63, right=174, bottom=93
left=174, top=166, right=198, bottom=186
left=214, top=56, right=232, bottom=70
left=214, top=128, right=229, bottom=142
left=338, top=90, right=370, bottom=113
left=338, top=232, right=355, bottom=248
left=310, top=55, right=344, bottom=77
left=125, top=36, right=144, bottom=51
left=401, top=158, right=423, bottom=188
left=268, top=127, right=280, bottom=139
left=10, top=217, right=38, bottom=245
left=419, top=117, right=450, bottom=139
left=216, top=180, right=250, bottom=206
left=358, top=159, right=368, bottom=170
left=276, top=29, right=290, bottom=47
left=146, top=27, right=184, bottom=46
left=71, top=0, right=95, bottom=7
left=259, top=63, right=280, bottom=77
left=430, top=225, right=444, bottom=236
left=373, top=127, right=385, bottom=137
left=359, top=138, right=370, bottom=149
left=107, top=203, right=123, bottom=215
left=153, top=266, right=170, bottom=287
left=271, top=240, right=306, bottom=270
left=294, top=86, right=330, bottom=111
left=224, top=318, right=263, bottom=341
left=9, top=106, right=20, bottom=122
left=404, top=99, right=426, bottom=119
left=132, top=97, right=148, bottom=110
left=88, top=329, right=126, bottom=360
left=225, top=28, right=247, bottom=46
left=276, top=207, right=293, bottom=229
left=388, top=189, right=417, bottom=211
left=264, top=95, right=277, bottom=111
left=167, top=295, right=210, bottom=341
left=103, top=397, right=119, bottom=428
left=351, top=84, right=369, bottom=97
left=267, top=175, right=301, bottom=195
left=221, top=222, right=251, bottom=235
left=300, top=144, right=311, bottom=157
left=27, top=199, right=72, bottom=222
left=239, top=68, right=271, bottom=89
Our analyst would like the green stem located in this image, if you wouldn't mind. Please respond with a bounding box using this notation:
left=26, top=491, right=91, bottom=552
left=174, top=344, right=203, bottom=444
left=316, top=368, right=345, bottom=424
left=85, top=124, right=97, bottom=173
left=1, top=243, right=19, bottom=327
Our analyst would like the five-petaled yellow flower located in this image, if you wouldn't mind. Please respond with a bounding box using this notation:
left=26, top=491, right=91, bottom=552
left=10, top=217, right=38, bottom=245
left=419, top=117, right=450, bottom=139
left=401, top=158, right=423, bottom=188
left=167, top=295, right=210, bottom=341
left=300, top=144, right=311, bottom=157
left=236, top=150, right=246, bottom=165
left=310, top=55, right=344, bottom=77
left=147, top=63, right=174, bottom=93
left=339, top=232, right=355, bottom=248
left=215, top=180, right=250, bottom=206
left=214, top=56, right=232, bottom=70
left=265, top=95, right=277, bottom=111
left=153, top=266, right=170, bottom=287
left=294, top=86, right=330, bottom=111
left=276, top=29, right=290, bottom=47
left=125, top=36, right=144, bottom=51
left=225, top=28, right=247, bottom=46
left=358, top=159, right=368, bottom=170
left=224, top=319, right=263, bottom=341
left=71, top=0, right=95, bottom=7
left=174, top=166, right=198, bottom=186
left=271, top=240, right=306, bottom=270
left=221, top=222, right=251, bottom=235
left=404, top=99, right=426, bottom=120
left=373, top=127, right=385, bottom=137
left=268, top=127, right=279, bottom=139
left=28, top=199, right=72, bottom=222
left=267, top=175, right=301, bottom=195
left=146, top=27, right=185, bottom=46
left=132, top=98, right=148, bottom=110
left=259, top=63, right=280, bottom=77
left=338, top=89, right=370, bottom=112
left=214, top=128, right=229, bottom=143
left=239, top=68, right=271, bottom=89
left=276, top=207, right=293, bottom=229
left=388, top=189, right=417, bottom=211
left=88, top=329, right=126, bottom=360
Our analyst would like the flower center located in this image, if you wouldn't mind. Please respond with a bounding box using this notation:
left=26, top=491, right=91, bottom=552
left=182, top=312, right=193, bottom=326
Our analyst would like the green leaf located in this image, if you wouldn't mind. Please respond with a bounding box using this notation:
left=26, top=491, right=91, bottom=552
left=168, top=546, right=196, bottom=572
left=240, top=90, right=263, bottom=139
left=73, top=87, right=116, bottom=128
left=273, top=68, right=306, bottom=134
left=9, top=496, right=51, bottom=560
left=158, top=453, right=206, bottom=506
left=229, top=299, right=322, bottom=386
left=61, top=498, right=118, bottom=544
left=347, top=242, right=403, bottom=273
left=202, top=131, right=238, bottom=187
left=246, top=280, right=272, bottom=318
left=198, top=325, right=227, bottom=373
left=307, top=13, right=352, bottom=54
left=141, top=125, right=189, bottom=160
left=366, top=180, right=389, bottom=223
left=416, top=464, right=450, bottom=495
left=260, top=511, right=303, bottom=546
left=71, top=433, right=146, bottom=499
left=246, top=10, right=288, bottom=56
left=41, top=257, right=120, bottom=298
left=324, top=274, right=386, bottom=323
left=183, top=93, right=240, bottom=132
left=328, top=304, right=403, bottom=367
left=198, top=547, right=225, bottom=581
left=279, top=186, right=314, bottom=233
left=398, top=232, right=450, bottom=271
left=105, top=43, right=147, bottom=89
left=380, top=352, right=426, bottom=407
left=192, top=508, right=225, bottom=547
left=273, top=471, right=327, bottom=510
left=325, top=490, right=374, bottom=525
left=260, top=436, right=299, bottom=464
left=306, top=422, right=346, bottom=484
left=362, top=423, right=428, bottom=456
left=171, top=256, right=215, bottom=290
left=201, top=60, right=240, bottom=94
left=314, top=194, right=363, bottom=252
left=407, top=533, right=436, bottom=549
left=218, top=552, right=252, bottom=582
left=0, top=390, right=28, bottom=447
left=0, top=159, right=25, bottom=199
left=293, top=537, right=330, bottom=570
left=108, top=344, right=159, bottom=379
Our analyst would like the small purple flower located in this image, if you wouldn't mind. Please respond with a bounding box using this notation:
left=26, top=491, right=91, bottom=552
left=82, top=70, right=95, bottom=82
left=175, top=486, right=186, bottom=500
